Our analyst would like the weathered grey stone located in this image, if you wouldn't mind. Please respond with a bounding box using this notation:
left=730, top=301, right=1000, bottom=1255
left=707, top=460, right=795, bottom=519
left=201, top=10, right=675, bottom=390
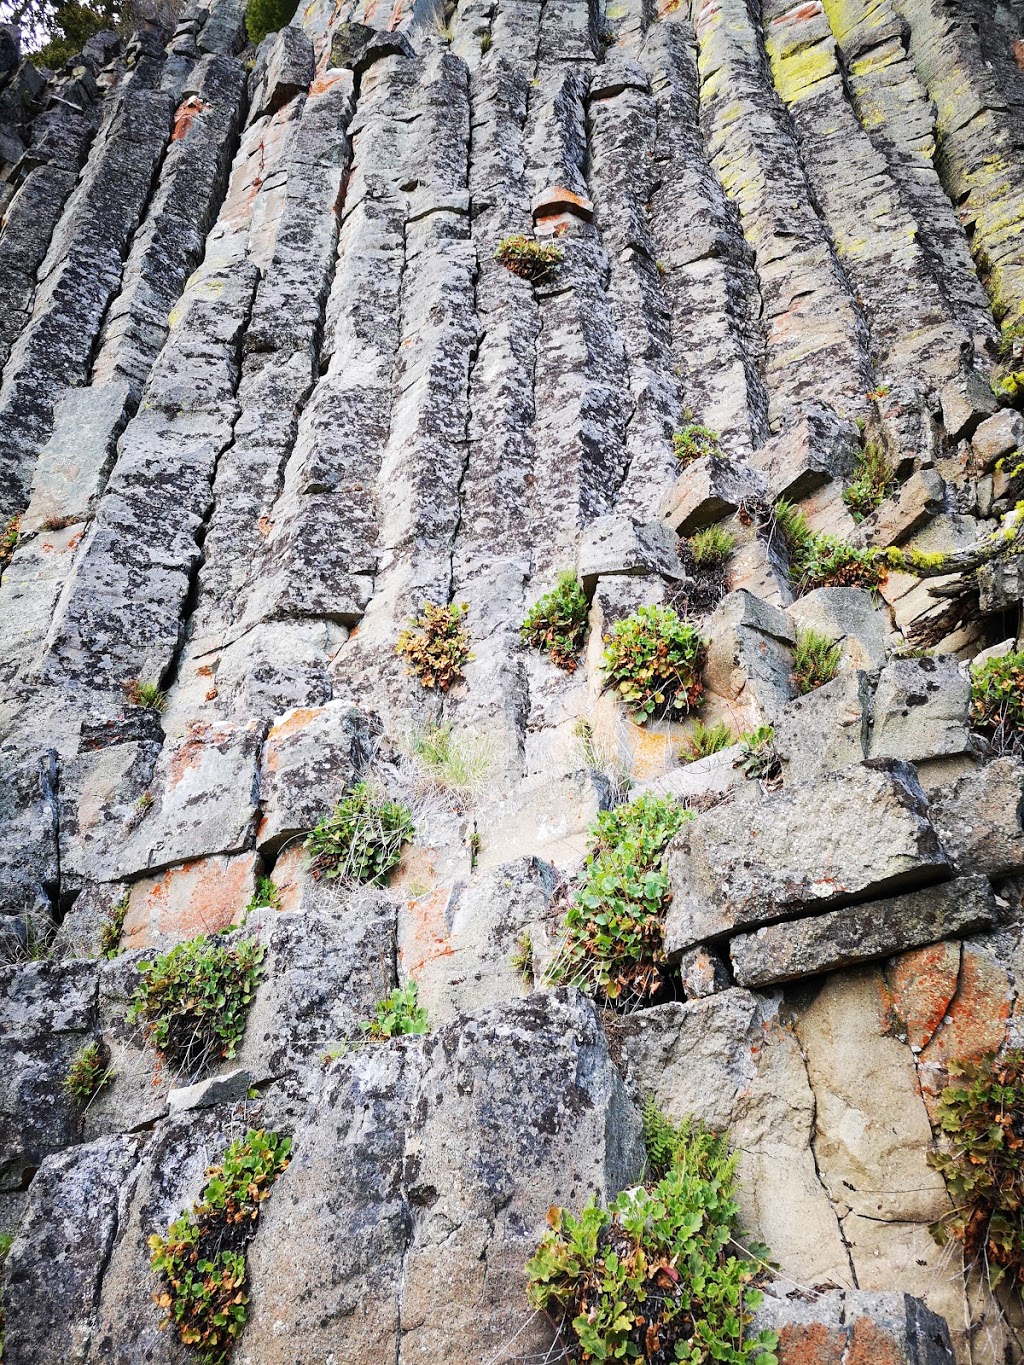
left=977, top=553, right=1024, bottom=614
left=730, top=875, right=996, bottom=987
left=752, top=405, right=861, bottom=499
left=851, top=468, right=946, bottom=548
left=0, top=749, right=59, bottom=927
left=659, top=453, right=767, bottom=535
left=703, top=589, right=795, bottom=724
left=250, top=24, right=314, bottom=118
left=869, top=656, right=977, bottom=765
left=940, top=372, right=997, bottom=441
left=577, top=512, right=681, bottom=588
left=678, top=943, right=730, bottom=998
left=972, top=408, right=1024, bottom=471
left=752, top=1288, right=955, bottom=1364
left=167, top=1065, right=252, bottom=1113
left=22, top=381, right=132, bottom=533
left=329, top=22, right=414, bottom=73
left=928, top=757, right=1024, bottom=876
left=787, top=586, right=888, bottom=672
left=665, top=761, right=951, bottom=954
left=775, top=671, right=871, bottom=781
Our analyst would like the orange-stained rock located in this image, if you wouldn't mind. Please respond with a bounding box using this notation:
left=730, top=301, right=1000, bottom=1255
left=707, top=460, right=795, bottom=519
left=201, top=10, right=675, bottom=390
left=917, top=944, right=1012, bottom=1118
left=270, top=843, right=307, bottom=914
left=122, top=852, right=259, bottom=950
left=884, top=940, right=961, bottom=1049
left=397, top=884, right=456, bottom=979
left=776, top=1321, right=844, bottom=1365
left=171, top=96, right=207, bottom=142
left=844, top=1316, right=906, bottom=1365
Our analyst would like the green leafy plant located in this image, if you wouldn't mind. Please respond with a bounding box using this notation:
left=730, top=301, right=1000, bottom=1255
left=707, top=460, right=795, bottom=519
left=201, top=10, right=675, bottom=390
left=396, top=601, right=472, bottom=691
left=149, top=1129, right=291, bottom=1364
left=510, top=931, right=535, bottom=986
left=600, top=605, right=705, bottom=723
left=63, top=1040, right=112, bottom=1107
left=547, top=795, right=692, bottom=1006
left=792, top=628, right=841, bottom=694
left=736, top=726, right=781, bottom=784
left=928, top=1051, right=1024, bottom=1290
left=0, top=1229, right=12, bottom=1359
left=970, top=651, right=1024, bottom=756
left=521, top=571, right=589, bottom=672
left=359, top=981, right=429, bottom=1040
left=306, top=781, right=414, bottom=883
left=681, top=719, right=734, bottom=763
left=245, top=0, right=300, bottom=45
left=842, top=442, right=896, bottom=521
left=672, top=416, right=722, bottom=466
left=411, top=722, right=491, bottom=802
left=127, top=935, right=264, bottom=1076
left=689, top=526, right=735, bottom=568
left=772, top=499, right=883, bottom=594
left=525, top=1101, right=778, bottom=1365
left=122, top=678, right=167, bottom=713
left=495, top=235, right=564, bottom=282
left=244, top=877, right=280, bottom=915
left=0, top=515, right=19, bottom=572
left=99, top=893, right=129, bottom=959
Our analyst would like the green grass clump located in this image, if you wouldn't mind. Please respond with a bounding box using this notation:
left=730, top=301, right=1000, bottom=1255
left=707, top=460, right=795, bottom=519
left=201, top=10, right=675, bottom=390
left=792, top=628, right=841, bottom=694
left=525, top=1100, right=778, bottom=1365
left=842, top=442, right=896, bottom=522
left=773, top=499, right=883, bottom=594
left=99, top=893, right=128, bottom=959
left=681, top=719, right=734, bottom=763
left=359, top=981, right=429, bottom=1040
left=672, top=416, right=722, bottom=466
left=149, top=1129, right=291, bottom=1364
left=547, top=795, right=692, bottom=1006
left=122, top=678, right=167, bottom=712
left=306, top=781, right=414, bottom=884
left=689, top=525, right=735, bottom=567
left=737, top=726, right=781, bottom=783
left=396, top=601, right=472, bottom=691
left=63, top=1041, right=112, bottom=1107
left=411, top=722, right=491, bottom=802
left=521, top=571, right=589, bottom=671
left=126, top=935, right=264, bottom=1076
left=495, top=235, right=564, bottom=282
left=970, top=650, right=1024, bottom=756
left=600, top=604, right=705, bottom=724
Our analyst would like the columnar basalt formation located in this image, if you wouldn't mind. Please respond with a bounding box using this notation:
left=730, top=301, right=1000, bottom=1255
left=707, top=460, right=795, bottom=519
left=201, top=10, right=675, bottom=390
left=2, top=0, right=1024, bottom=1361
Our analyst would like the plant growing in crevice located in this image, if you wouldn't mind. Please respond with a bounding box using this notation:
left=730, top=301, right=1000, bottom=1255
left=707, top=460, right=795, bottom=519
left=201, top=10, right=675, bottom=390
left=842, top=441, right=896, bottom=521
left=122, top=678, right=167, bottom=713
left=410, top=722, right=491, bottom=803
left=672, top=414, right=722, bottom=466
left=127, top=934, right=264, bottom=1077
left=792, top=628, right=841, bottom=695
left=689, top=525, right=735, bottom=568
left=64, top=1040, right=113, bottom=1107
left=736, top=726, right=781, bottom=785
left=525, top=1100, right=778, bottom=1365
left=600, top=604, right=705, bottom=723
left=681, top=718, right=734, bottom=763
left=396, top=601, right=472, bottom=691
left=927, top=1050, right=1024, bottom=1290
left=521, top=571, right=589, bottom=672
left=99, top=893, right=129, bottom=959
left=510, top=931, right=535, bottom=986
left=149, top=1128, right=291, bottom=1364
left=0, top=515, right=19, bottom=572
left=0, top=1230, right=12, bottom=1358
left=546, top=794, right=692, bottom=1007
left=306, top=781, right=414, bottom=884
left=495, top=235, right=564, bottom=282
left=771, top=498, right=883, bottom=594
left=244, top=876, right=280, bottom=916
left=969, top=651, right=1024, bottom=757
left=359, top=981, right=429, bottom=1040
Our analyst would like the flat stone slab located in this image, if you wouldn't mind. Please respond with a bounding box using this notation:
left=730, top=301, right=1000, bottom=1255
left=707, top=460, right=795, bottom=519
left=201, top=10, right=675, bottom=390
left=729, top=875, right=996, bottom=987
left=664, top=760, right=952, bottom=955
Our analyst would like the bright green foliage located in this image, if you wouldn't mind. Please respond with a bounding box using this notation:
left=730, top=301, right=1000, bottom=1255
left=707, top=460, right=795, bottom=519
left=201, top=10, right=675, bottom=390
left=842, top=442, right=895, bottom=521
left=244, top=877, right=280, bottom=915
left=601, top=605, right=705, bottom=723
left=525, top=1101, right=778, bottom=1365
left=521, top=571, right=589, bottom=671
left=547, top=795, right=692, bottom=1005
left=495, top=235, right=564, bottom=281
left=969, top=651, right=1024, bottom=756
left=122, top=678, right=167, bottom=712
left=64, top=1041, right=111, bottom=1107
left=927, top=1051, right=1024, bottom=1290
left=689, top=526, right=735, bottom=567
left=245, top=0, right=299, bottom=46
left=306, top=781, right=414, bottom=884
left=773, top=499, right=883, bottom=594
left=411, top=722, right=491, bottom=801
left=127, top=935, right=264, bottom=1075
left=396, top=601, right=472, bottom=691
left=681, top=719, right=733, bottom=763
left=99, top=893, right=128, bottom=959
left=149, top=1129, right=291, bottom=1365
left=792, top=629, right=841, bottom=695
left=737, top=727, right=781, bottom=784
left=0, top=515, right=19, bottom=572
left=359, top=981, right=429, bottom=1040
left=30, top=0, right=115, bottom=70
left=672, top=417, right=722, bottom=466
left=510, top=931, right=534, bottom=985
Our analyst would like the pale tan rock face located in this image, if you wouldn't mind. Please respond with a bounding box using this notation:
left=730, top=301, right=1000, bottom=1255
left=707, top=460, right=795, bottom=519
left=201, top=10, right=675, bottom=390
left=1, top=0, right=1024, bottom=1357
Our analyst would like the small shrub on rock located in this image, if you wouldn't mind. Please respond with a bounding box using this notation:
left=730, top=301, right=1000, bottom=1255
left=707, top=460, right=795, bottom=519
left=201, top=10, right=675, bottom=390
left=525, top=1100, right=778, bottom=1365
left=969, top=651, right=1024, bottom=756
left=64, top=1041, right=111, bottom=1107
left=396, top=601, right=472, bottom=691
left=773, top=498, right=883, bottom=594
left=306, top=781, right=414, bottom=883
left=842, top=442, right=895, bottom=521
left=547, top=794, right=692, bottom=1006
left=127, top=935, right=264, bottom=1076
left=792, top=628, right=841, bottom=695
left=495, top=234, right=564, bottom=282
left=521, top=571, right=589, bottom=671
left=672, top=416, right=722, bottom=466
left=736, top=726, right=781, bottom=785
left=600, top=604, right=705, bottom=723
left=359, top=981, right=429, bottom=1040
left=149, top=1129, right=291, bottom=1364
left=244, top=876, right=280, bottom=915
left=928, top=1050, right=1024, bottom=1289
left=0, top=515, right=18, bottom=572
left=99, top=893, right=128, bottom=959
left=122, top=678, right=167, bottom=713
left=689, top=525, right=735, bottom=567
left=510, top=931, right=534, bottom=985
left=681, top=719, right=733, bottom=763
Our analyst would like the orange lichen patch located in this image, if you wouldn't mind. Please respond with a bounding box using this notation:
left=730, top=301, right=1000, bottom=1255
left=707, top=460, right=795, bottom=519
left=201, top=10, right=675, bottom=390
left=269, top=844, right=306, bottom=914
left=123, top=853, right=259, bottom=950
left=629, top=724, right=677, bottom=782
left=165, top=722, right=233, bottom=785
left=172, top=96, right=207, bottom=141
left=883, top=941, right=960, bottom=1050
left=844, top=1317, right=905, bottom=1365
left=775, top=1322, right=844, bottom=1365
left=917, top=945, right=1012, bottom=1119
left=1013, top=37, right=1024, bottom=72
left=398, top=884, right=456, bottom=978
left=308, top=67, right=351, bottom=97
left=770, top=0, right=823, bottom=23
left=264, top=707, right=324, bottom=757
